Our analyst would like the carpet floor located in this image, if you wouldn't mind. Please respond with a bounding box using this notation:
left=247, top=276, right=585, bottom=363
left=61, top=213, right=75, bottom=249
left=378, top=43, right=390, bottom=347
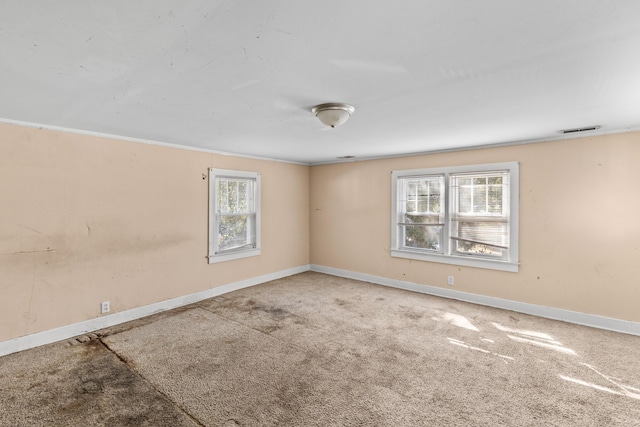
left=1, top=271, right=639, bottom=426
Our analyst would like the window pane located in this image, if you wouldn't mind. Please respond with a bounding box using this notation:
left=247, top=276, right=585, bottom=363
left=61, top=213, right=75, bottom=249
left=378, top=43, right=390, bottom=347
left=473, top=184, right=487, bottom=212
left=454, top=172, right=508, bottom=215
left=402, top=176, right=443, bottom=215
left=417, top=181, right=430, bottom=212
left=488, top=185, right=503, bottom=214
left=227, top=181, right=237, bottom=212
left=459, top=185, right=472, bottom=213
left=217, top=180, right=228, bottom=213
left=453, top=221, right=508, bottom=258
left=454, top=240, right=506, bottom=258
left=237, top=181, right=248, bottom=211
left=431, top=194, right=441, bottom=212
left=217, top=178, right=254, bottom=214
left=403, top=225, right=442, bottom=251
left=458, top=221, right=508, bottom=245
left=218, top=214, right=254, bottom=251
left=408, top=182, right=418, bottom=198
left=428, top=179, right=440, bottom=194
left=454, top=239, right=506, bottom=258
left=450, top=170, right=510, bottom=259
left=403, top=214, right=441, bottom=224
left=473, top=177, right=486, bottom=186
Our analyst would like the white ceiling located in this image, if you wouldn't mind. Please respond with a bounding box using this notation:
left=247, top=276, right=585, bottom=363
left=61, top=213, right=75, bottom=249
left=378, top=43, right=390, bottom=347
left=2, top=1, right=640, bottom=164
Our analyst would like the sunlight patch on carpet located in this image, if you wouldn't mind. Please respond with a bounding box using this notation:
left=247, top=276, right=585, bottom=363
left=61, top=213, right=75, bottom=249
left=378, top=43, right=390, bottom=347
left=440, top=312, right=480, bottom=331
left=447, top=338, right=515, bottom=364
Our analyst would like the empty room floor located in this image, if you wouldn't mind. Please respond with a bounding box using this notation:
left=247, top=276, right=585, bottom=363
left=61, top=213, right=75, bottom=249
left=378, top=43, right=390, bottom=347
left=1, top=272, right=639, bottom=426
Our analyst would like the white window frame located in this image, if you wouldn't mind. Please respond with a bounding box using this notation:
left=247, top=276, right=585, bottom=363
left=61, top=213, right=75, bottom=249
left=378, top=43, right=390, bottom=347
left=208, top=168, right=261, bottom=264
left=391, top=162, right=519, bottom=272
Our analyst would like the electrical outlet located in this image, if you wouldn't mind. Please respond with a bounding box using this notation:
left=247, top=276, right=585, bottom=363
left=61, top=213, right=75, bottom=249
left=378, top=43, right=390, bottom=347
left=101, top=301, right=110, bottom=314
left=447, top=276, right=455, bottom=285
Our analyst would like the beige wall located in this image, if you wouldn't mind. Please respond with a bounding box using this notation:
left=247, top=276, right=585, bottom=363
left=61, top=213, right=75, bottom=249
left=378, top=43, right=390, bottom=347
left=2, top=122, right=639, bottom=344
left=0, top=123, right=309, bottom=342
left=310, top=131, right=640, bottom=322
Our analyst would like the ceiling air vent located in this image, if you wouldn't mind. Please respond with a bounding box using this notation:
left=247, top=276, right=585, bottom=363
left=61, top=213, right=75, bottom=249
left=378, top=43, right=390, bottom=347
left=560, top=126, right=601, bottom=134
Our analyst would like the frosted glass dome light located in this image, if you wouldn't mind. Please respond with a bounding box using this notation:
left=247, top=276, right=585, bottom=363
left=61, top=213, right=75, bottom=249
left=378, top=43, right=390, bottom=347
left=311, top=103, right=355, bottom=128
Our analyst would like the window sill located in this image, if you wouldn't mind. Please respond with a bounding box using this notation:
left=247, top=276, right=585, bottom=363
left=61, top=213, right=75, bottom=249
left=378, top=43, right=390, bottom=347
left=390, top=249, right=519, bottom=272
left=208, top=248, right=261, bottom=264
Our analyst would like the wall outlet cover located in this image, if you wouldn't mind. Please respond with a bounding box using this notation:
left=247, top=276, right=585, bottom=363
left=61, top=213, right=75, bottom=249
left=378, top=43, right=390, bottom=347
left=101, top=301, right=110, bottom=314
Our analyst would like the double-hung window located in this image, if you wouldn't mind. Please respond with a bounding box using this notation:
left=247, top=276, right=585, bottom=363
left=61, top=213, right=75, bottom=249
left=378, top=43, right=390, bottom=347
left=208, top=168, right=261, bottom=263
left=391, top=162, right=518, bottom=272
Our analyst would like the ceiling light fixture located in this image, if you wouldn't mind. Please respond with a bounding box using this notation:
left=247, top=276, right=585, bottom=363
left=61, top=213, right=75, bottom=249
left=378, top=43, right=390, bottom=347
left=311, top=103, right=355, bottom=128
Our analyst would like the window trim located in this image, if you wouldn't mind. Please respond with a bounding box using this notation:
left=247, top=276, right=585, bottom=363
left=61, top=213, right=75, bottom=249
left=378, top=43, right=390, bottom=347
left=208, top=168, right=261, bottom=264
left=391, top=162, right=519, bottom=272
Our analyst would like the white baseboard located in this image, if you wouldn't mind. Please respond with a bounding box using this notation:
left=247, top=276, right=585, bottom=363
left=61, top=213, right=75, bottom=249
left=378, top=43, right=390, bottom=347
left=310, top=264, right=640, bottom=336
left=0, top=265, right=310, bottom=357
left=4, top=263, right=637, bottom=358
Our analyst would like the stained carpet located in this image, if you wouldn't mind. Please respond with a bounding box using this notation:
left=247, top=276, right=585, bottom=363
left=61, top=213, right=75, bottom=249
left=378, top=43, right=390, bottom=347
left=1, top=272, right=639, bottom=426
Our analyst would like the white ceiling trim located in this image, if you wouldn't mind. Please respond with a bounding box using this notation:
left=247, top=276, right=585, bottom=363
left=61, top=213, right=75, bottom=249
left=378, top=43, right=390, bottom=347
left=0, top=117, right=308, bottom=166
left=4, top=116, right=638, bottom=167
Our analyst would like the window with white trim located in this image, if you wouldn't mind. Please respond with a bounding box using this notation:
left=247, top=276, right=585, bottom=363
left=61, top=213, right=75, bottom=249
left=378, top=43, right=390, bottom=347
left=391, top=162, right=519, bottom=272
left=208, top=168, right=261, bottom=263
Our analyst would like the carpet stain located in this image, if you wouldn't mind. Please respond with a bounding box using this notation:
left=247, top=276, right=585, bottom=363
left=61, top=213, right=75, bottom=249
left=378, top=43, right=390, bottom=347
left=273, top=378, right=314, bottom=424
left=333, top=298, right=349, bottom=307
left=216, top=296, right=313, bottom=334
left=220, top=297, right=292, bottom=319
left=61, top=341, right=187, bottom=424
left=256, top=306, right=288, bottom=316
left=1, top=339, right=197, bottom=426
left=399, top=305, right=423, bottom=320
left=260, top=324, right=283, bottom=333
left=395, top=347, right=420, bottom=358
left=215, top=297, right=257, bottom=313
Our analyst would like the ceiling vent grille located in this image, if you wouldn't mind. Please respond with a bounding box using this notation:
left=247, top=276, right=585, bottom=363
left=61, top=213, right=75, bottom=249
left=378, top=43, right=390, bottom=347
left=560, top=126, right=600, bottom=134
